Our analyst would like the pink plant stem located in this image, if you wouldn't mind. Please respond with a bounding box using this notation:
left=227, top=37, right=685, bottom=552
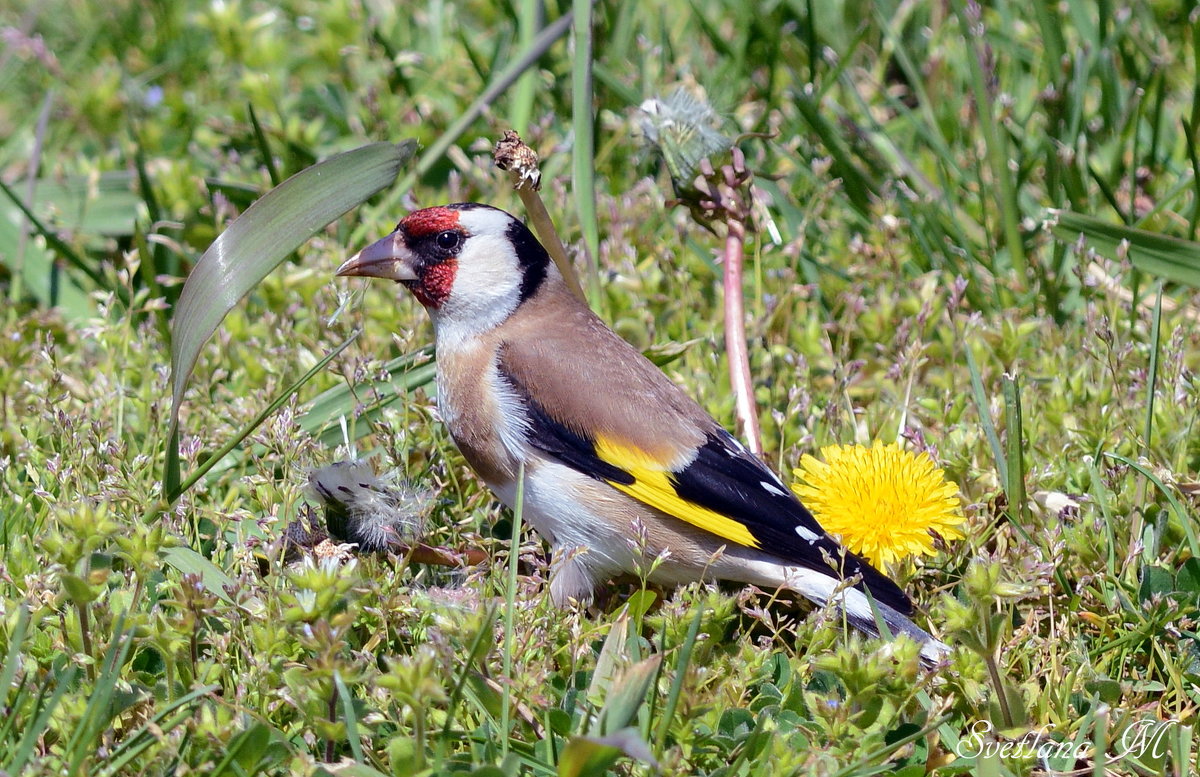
left=723, top=218, right=763, bottom=457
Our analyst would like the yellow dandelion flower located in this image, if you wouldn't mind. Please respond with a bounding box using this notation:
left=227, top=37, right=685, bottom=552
left=792, top=441, right=963, bottom=569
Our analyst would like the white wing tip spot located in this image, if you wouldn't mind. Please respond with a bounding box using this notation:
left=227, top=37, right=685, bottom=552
left=795, top=525, right=821, bottom=543
left=760, top=480, right=787, bottom=497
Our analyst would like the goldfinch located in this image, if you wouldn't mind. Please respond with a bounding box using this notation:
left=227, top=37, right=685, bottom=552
left=338, top=203, right=948, bottom=663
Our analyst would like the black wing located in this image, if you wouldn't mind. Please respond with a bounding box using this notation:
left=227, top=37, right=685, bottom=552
left=505, top=370, right=912, bottom=615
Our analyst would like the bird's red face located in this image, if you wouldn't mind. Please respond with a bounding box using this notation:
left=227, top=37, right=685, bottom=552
left=339, top=203, right=553, bottom=346
left=337, top=206, right=467, bottom=309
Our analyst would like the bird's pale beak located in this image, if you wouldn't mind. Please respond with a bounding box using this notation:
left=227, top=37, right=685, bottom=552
left=337, top=232, right=418, bottom=281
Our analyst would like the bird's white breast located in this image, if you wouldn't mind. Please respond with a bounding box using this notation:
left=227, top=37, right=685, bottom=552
left=490, top=458, right=639, bottom=576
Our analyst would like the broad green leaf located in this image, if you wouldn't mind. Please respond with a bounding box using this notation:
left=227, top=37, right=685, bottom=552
left=587, top=614, right=629, bottom=707
left=556, top=737, right=621, bottom=777
left=0, top=209, right=93, bottom=317
left=168, top=140, right=415, bottom=440
left=1137, top=564, right=1173, bottom=603
left=558, top=729, right=656, bottom=777
left=26, top=172, right=142, bottom=236
left=1176, top=558, right=1200, bottom=596
left=594, top=656, right=661, bottom=735
left=1047, top=209, right=1200, bottom=287
left=165, top=141, right=414, bottom=499
left=160, top=546, right=237, bottom=605
left=212, top=722, right=273, bottom=777
left=0, top=177, right=110, bottom=309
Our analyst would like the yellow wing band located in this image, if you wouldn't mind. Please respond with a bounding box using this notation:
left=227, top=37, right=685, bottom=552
left=594, top=436, right=761, bottom=549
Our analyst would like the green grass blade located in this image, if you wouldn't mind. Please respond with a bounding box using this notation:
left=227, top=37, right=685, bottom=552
left=436, top=605, right=498, bottom=766
left=1048, top=209, right=1200, bottom=287
left=168, top=331, right=360, bottom=503
left=100, top=684, right=221, bottom=776
left=65, top=616, right=134, bottom=774
left=163, top=423, right=181, bottom=508
left=167, top=140, right=415, bottom=481
left=830, top=714, right=953, bottom=777
left=159, top=546, right=237, bottom=604
left=1031, top=0, right=1065, bottom=78
left=965, top=344, right=1007, bottom=485
left=299, top=346, right=433, bottom=435
left=653, top=604, right=702, bottom=754
left=334, top=671, right=365, bottom=763
left=500, top=460, right=525, bottom=758
left=247, top=103, right=281, bottom=187
left=572, top=0, right=601, bottom=305
left=1143, top=282, right=1162, bottom=453
left=1104, top=452, right=1200, bottom=558
left=306, top=362, right=437, bottom=450
left=949, top=0, right=1027, bottom=283
left=1002, top=374, right=1028, bottom=528
left=130, top=126, right=177, bottom=296
left=194, top=351, right=436, bottom=484
left=356, top=14, right=574, bottom=244
left=792, top=91, right=876, bottom=215
left=0, top=606, right=29, bottom=713
left=8, top=665, right=79, bottom=774
left=1183, top=119, right=1200, bottom=240
left=509, top=0, right=539, bottom=134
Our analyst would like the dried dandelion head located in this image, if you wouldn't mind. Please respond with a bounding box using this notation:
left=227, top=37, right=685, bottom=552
left=308, top=460, right=434, bottom=553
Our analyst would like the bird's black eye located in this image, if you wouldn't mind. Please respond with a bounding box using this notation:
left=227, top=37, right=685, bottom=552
left=436, top=230, right=461, bottom=251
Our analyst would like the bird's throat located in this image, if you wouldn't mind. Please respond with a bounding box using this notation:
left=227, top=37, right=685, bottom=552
left=407, top=259, right=457, bottom=308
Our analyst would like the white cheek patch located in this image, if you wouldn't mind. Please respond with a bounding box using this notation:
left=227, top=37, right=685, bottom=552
left=431, top=233, right=523, bottom=351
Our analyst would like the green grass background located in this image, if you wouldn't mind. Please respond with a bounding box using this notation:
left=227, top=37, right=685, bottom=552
left=1, top=0, right=1199, bottom=774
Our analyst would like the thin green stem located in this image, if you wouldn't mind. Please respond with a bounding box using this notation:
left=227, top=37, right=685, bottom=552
left=951, top=0, right=1027, bottom=284
left=353, top=12, right=575, bottom=245
left=500, top=461, right=525, bottom=757
left=571, top=0, right=602, bottom=307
